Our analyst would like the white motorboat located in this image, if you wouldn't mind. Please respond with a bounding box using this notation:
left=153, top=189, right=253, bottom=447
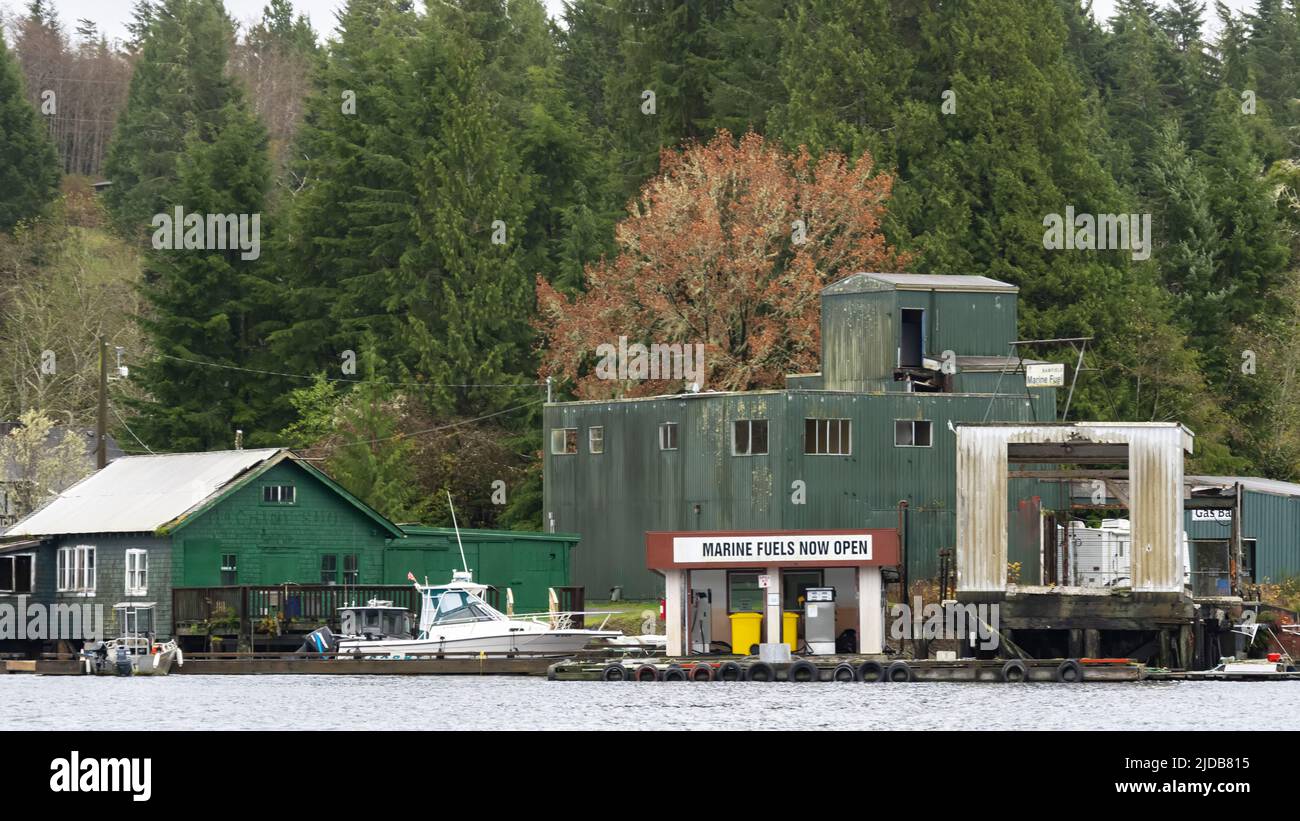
left=334, top=571, right=622, bottom=658
left=84, top=602, right=182, bottom=676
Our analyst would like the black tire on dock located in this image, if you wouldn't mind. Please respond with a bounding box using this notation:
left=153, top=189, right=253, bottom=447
left=1054, top=659, right=1083, bottom=683
left=633, top=664, right=661, bottom=682
left=663, top=664, right=689, bottom=682
left=885, top=660, right=914, bottom=682
left=832, top=662, right=859, bottom=682
left=999, top=659, right=1029, bottom=683
left=601, top=663, right=628, bottom=682
left=787, top=659, right=819, bottom=682
left=690, top=663, right=715, bottom=682
left=857, top=660, right=885, bottom=682
left=745, top=661, right=775, bottom=682
left=717, top=661, right=744, bottom=681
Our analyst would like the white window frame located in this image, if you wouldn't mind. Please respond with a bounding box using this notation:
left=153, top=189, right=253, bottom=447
left=588, top=426, right=604, bottom=454
left=659, top=422, right=679, bottom=451
left=805, top=418, right=851, bottom=456
left=125, top=549, right=148, bottom=596
left=263, top=484, right=296, bottom=504
left=551, top=427, right=578, bottom=455
left=894, top=419, right=933, bottom=448
left=0, top=553, right=35, bottom=594
left=57, top=545, right=96, bottom=595
left=732, top=419, right=769, bottom=456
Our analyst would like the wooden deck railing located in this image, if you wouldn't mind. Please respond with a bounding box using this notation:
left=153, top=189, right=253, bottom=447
left=172, top=584, right=420, bottom=635
left=172, top=584, right=579, bottom=636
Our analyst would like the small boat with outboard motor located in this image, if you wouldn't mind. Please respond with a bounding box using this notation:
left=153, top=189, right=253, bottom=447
left=82, top=602, right=183, bottom=676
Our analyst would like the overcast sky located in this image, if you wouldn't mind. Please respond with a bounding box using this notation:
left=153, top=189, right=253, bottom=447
left=2, top=0, right=1264, bottom=48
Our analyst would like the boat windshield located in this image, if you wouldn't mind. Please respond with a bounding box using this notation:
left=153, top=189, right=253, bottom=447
left=431, top=590, right=497, bottom=625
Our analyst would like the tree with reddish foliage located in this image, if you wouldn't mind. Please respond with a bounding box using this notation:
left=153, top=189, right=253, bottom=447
left=536, top=130, right=910, bottom=399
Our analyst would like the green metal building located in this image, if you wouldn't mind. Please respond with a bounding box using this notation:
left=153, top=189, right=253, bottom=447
left=1185, top=476, right=1300, bottom=592
left=384, top=526, right=577, bottom=613
left=544, top=273, right=1063, bottom=599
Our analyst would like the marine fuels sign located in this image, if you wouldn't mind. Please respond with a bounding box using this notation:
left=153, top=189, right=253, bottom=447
left=672, top=533, right=873, bottom=564
left=646, top=529, right=900, bottom=569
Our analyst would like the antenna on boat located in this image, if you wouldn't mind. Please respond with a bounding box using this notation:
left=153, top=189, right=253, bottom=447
left=447, top=489, right=469, bottom=576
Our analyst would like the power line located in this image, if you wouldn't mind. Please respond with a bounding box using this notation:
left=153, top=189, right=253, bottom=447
left=154, top=353, right=545, bottom=390
left=109, top=401, right=158, bottom=455
left=329, top=398, right=544, bottom=449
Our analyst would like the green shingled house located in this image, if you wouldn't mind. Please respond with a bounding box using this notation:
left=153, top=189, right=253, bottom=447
left=1, top=449, right=403, bottom=642
left=1, top=449, right=577, bottom=645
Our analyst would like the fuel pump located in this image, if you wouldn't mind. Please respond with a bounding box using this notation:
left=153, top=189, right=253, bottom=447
left=689, top=589, right=712, bottom=653
left=804, top=587, right=836, bottom=655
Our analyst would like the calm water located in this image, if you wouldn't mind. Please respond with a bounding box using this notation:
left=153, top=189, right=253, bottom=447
left=2, top=675, right=1296, bottom=730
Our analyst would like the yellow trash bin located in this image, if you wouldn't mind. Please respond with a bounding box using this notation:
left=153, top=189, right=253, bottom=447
left=782, top=611, right=800, bottom=653
left=729, top=612, right=763, bottom=656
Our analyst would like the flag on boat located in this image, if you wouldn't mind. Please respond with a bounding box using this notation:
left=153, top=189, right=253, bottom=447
left=407, top=571, right=417, bottom=582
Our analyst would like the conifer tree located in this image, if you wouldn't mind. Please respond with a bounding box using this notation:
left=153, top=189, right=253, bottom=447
left=0, top=31, right=60, bottom=232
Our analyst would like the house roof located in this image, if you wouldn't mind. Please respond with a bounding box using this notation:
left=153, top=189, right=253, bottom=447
left=1188, top=475, right=1300, bottom=499
left=4, top=448, right=406, bottom=539
left=4, top=449, right=282, bottom=537
left=822, top=272, right=1019, bottom=295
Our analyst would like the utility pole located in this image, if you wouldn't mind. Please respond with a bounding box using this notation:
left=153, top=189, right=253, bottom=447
left=96, top=336, right=108, bottom=469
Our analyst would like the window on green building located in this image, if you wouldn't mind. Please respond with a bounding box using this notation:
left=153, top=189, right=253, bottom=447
left=320, top=555, right=338, bottom=585
left=343, top=554, right=359, bottom=586
left=732, top=419, right=768, bottom=455
left=588, top=426, right=604, bottom=454
left=894, top=420, right=932, bottom=447
left=263, top=485, right=296, bottom=504
left=659, top=422, right=678, bottom=451
left=220, top=554, right=238, bottom=585
left=551, top=428, right=578, bottom=454
left=804, top=418, right=851, bottom=455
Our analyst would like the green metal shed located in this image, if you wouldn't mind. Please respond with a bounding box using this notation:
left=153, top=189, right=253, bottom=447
left=384, top=526, right=576, bottom=613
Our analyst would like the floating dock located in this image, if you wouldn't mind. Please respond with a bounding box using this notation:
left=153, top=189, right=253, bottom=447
left=548, top=655, right=1148, bottom=682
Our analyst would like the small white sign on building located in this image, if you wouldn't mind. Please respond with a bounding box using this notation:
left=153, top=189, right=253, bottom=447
left=671, top=533, right=874, bottom=564
left=1190, top=508, right=1232, bottom=522
left=1025, top=363, right=1066, bottom=388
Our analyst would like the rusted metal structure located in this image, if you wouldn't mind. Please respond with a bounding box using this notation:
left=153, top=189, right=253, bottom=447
left=956, top=422, right=1193, bottom=596
left=954, top=422, right=1201, bottom=666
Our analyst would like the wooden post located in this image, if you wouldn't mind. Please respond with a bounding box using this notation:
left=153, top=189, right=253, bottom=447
left=1084, top=629, right=1101, bottom=659
left=95, top=336, right=108, bottom=469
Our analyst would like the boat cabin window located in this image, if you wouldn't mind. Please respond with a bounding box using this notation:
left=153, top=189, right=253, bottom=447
left=432, top=590, right=494, bottom=624
left=117, top=607, right=155, bottom=637
left=343, top=607, right=411, bottom=637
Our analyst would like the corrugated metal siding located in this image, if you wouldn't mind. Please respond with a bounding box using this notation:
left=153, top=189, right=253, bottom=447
left=1184, top=490, right=1300, bottom=582
left=545, top=390, right=1057, bottom=598
left=928, top=291, right=1016, bottom=357
left=384, top=529, right=574, bottom=613
left=821, top=290, right=895, bottom=391
left=957, top=424, right=1188, bottom=595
